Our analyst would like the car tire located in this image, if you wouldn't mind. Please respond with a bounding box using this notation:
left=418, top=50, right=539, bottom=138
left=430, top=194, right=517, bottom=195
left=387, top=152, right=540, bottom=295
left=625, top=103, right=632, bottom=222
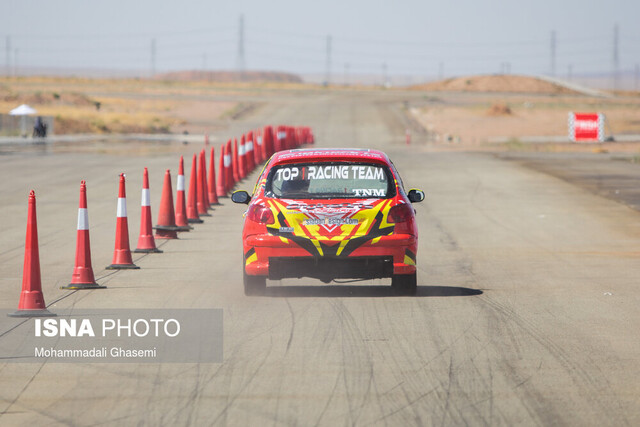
left=391, top=272, right=417, bottom=295
left=243, top=270, right=267, bottom=296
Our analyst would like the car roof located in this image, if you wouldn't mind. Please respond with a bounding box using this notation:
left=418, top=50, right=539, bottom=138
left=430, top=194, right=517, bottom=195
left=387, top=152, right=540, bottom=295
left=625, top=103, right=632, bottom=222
left=270, top=148, right=391, bottom=165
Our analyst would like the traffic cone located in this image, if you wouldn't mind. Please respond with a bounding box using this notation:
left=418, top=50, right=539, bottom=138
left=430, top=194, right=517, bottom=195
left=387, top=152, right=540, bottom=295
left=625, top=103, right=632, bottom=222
left=204, top=133, right=209, bottom=146
left=197, top=151, right=211, bottom=216
left=62, top=181, right=105, bottom=290
left=174, top=156, right=192, bottom=231
left=239, top=134, right=247, bottom=179
left=187, top=154, right=203, bottom=223
left=224, top=139, right=234, bottom=191
left=275, top=125, right=285, bottom=152
left=154, top=169, right=179, bottom=239
left=232, top=138, right=240, bottom=183
left=106, top=174, right=139, bottom=270
left=255, top=129, right=264, bottom=164
left=263, top=125, right=274, bottom=159
left=245, top=131, right=255, bottom=172
left=200, top=149, right=211, bottom=209
left=216, top=143, right=227, bottom=198
left=8, top=190, right=56, bottom=317
left=135, top=168, right=163, bottom=252
left=208, top=146, right=220, bottom=204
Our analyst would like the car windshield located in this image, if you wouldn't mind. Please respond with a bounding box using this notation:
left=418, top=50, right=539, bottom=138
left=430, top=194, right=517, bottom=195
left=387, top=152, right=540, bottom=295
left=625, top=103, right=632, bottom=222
left=265, top=162, right=394, bottom=199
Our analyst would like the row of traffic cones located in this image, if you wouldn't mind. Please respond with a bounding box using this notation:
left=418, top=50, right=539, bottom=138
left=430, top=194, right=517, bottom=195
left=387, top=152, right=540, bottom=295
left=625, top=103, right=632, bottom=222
left=8, top=126, right=314, bottom=317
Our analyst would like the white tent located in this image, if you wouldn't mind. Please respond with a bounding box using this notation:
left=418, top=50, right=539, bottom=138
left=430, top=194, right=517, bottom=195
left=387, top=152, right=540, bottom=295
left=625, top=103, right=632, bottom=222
left=9, top=104, right=37, bottom=137
left=9, top=104, right=37, bottom=116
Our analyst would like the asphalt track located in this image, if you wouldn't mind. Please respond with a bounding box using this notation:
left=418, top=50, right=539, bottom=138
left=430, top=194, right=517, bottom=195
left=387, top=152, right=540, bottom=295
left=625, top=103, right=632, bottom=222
left=1, top=90, right=640, bottom=426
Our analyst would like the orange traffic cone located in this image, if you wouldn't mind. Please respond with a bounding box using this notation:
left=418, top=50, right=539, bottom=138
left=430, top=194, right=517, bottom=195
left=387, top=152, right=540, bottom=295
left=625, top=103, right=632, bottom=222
left=197, top=151, right=211, bottom=216
left=216, top=143, right=227, bottom=198
left=154, top=169, right=179, bottom=239
left=9, top=191, right=56, bottom=317
left=106, top=174, right=139, bottom=270
left=135, top=168, right=163, bottom=252
left=232, top=138, right=240, bottom=183
left=187, top=154, right=203, bottom=223
left=239, top=134, right=247, bottom=179
left=245, top=131, right=255, bottom=172
left=208, top=146, right=220, bottom=205
left=175, top=156, right=192, bottom=231
left=255, top=129, right=264, bottom=164
left=205, top=133, right=209, bottom=146
left=62, top=181, right=105, bottom=290
left=200, top=149, right=211, bottom=210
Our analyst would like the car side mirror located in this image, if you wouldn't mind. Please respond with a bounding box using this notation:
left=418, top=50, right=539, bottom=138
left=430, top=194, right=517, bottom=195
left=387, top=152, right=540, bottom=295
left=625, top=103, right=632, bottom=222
left=408, top=189, right=425, bottom=203
left=231, top=190, right=251, bottom=204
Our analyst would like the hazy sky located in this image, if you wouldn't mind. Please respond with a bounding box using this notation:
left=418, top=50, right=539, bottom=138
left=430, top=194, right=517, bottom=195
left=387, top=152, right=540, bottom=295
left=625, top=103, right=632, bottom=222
left=1, top=0, right=639, bottom=81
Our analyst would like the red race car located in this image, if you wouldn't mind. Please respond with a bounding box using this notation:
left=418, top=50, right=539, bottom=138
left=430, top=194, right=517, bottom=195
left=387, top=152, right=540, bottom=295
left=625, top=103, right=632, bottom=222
left=232, top=148, right=424, bottom=295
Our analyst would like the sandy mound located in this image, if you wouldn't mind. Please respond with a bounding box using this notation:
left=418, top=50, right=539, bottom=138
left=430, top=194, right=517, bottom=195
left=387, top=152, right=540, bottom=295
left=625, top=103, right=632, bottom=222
left=411, top=74, right=578, bottom=95
left=156, top=70, right=303, bottom=84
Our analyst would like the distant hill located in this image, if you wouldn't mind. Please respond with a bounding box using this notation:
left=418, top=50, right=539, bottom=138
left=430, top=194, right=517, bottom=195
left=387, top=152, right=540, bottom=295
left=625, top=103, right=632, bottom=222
left=410, top=74, right=579, bottom=95
left=154, top=70, right=303, bottom=84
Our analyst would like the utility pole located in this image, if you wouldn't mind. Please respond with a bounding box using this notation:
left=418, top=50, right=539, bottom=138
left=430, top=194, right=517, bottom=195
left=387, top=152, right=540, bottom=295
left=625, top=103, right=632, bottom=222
left=613, top=23, right=619, bottom=91
left=324, top=35, right=331, bottom=86
left=5, top=36, right=10, bottom=76
left=237, top=14, right=246, bottom=77
left=13, top=48, right=18, bottom=77
left=344, top=62, right=349, bottom=86
left=550, top=30, right=556, bottom=77
left=382, top=62, right=388, bottom=87
left=150, top=38, right=156, bottom=77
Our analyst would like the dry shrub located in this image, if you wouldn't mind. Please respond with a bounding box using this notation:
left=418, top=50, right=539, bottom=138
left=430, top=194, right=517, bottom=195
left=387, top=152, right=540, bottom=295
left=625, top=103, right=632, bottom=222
left=487, top=102, right=512, bottom=116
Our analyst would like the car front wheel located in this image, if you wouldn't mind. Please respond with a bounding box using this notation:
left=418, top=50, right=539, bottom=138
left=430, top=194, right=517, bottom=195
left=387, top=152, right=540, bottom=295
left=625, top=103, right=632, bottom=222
left=391, top=272, right=417, bottom=295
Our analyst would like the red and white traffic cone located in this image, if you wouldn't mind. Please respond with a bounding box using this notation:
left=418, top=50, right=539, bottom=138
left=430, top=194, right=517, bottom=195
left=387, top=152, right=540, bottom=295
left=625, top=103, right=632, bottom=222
left=197, top=150, right=211, bottom=217
left=245, top=131, right=255, bottom=172
left=216, top=143, right=227, bottom=198
left=135, top=168, right=162, bottom=252
left=232, top=138, right=240, bottom=183
left=106, top=173, right=139, bottom=270
left=275, top=125, right=285, bottom=152
left=204, top=133, right=209, bottom=146
left=227, top=139, right=235, bottom=190
left=200, top=149, right=211, bottom=209
left=239, top=134, right=247, bottom=179
left=175, top=156, right=192, bottom=231
left=187, top=154, right=203, bottom=223
left=63, top=181, right=105, bottom=290
left=208, top=146, right=220, bottom=205
left=8, top=190, right=56, bottom=317
left=263, top=125, right=274, bottom=159
left=255, top=129, right=264, bottom=164
left=154, top=169, right=179, bottom=239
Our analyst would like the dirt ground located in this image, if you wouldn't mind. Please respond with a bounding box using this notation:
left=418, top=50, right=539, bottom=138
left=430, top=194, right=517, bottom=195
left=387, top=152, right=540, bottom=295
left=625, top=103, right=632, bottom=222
left=409, top=93, right=640, bottom=149
left=4, top=74, right=640, bottom=153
